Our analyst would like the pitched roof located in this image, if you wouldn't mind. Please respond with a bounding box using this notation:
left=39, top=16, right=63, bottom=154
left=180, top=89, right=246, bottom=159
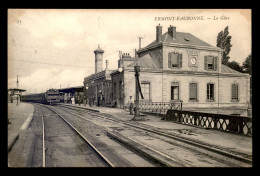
left=221, top=64, right=244, bottom=74
left=127, top=53, right=160, bottom=69
left=85, top=69, right=115, bottom=81
left=145, top=32, right=214, bottom=49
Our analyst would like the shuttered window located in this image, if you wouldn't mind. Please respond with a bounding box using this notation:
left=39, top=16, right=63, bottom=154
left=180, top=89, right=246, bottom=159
left=189, top=83, right=197, bottom=100
left=204, top=56, right=218, bottom=71
left=214, top=56, right=218, bottom=70
left=231, top=84, right=238, bottom=101
left=168, top=52, right=182, bottom=68
left=207, top=56, right=214, bottom=70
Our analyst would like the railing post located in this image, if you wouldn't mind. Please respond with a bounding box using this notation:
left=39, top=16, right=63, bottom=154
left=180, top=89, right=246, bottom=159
left=238, top=118, right=245, bottom=134
left=178, top=110, right=182, bottom=122
left=164, top=108, right=251, bottom=136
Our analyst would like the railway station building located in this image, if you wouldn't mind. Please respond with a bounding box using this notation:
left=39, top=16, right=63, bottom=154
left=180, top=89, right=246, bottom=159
left=110, top=24, right=251, bottom=116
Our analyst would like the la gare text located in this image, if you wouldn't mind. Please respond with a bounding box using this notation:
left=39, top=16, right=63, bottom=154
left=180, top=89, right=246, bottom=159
left=154, top=16, right=229, bottom=21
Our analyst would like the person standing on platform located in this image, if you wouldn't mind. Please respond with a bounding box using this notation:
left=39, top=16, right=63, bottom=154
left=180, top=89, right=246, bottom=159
left=97, top=96, right=100, bottom=107
left=129, top=96, right=134, bottom=115
left=93, top=96, right=96, bottom=106
left=71, top=96, right=75, bottom=104
left=102, top=96, right=105, bottom=107
left=89, top=97, right=92, bottom=107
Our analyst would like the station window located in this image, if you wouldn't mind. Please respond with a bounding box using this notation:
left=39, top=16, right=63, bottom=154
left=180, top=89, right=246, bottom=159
left=171, top=83, right=179, bottom=100
left=141, top=82, right=150, bottom=100
left=207, top=56, right=214, bottom=70
left=189, top=83, right=198, bottom=101
left=168, top=52, right=182, bottom=68
left=231, top=84, right=239, bottom=101
left=204, top=56, right=218, bottom=71
left=207, top=83, right=214, bottom=101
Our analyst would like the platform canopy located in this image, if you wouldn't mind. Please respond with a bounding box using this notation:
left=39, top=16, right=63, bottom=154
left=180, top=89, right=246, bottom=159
left=8, top=88, right=26, bottom=95
left=58, top=86, right=84, bottom=94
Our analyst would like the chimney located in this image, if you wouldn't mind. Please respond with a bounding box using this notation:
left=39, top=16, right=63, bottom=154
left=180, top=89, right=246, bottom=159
left=168, top=25, right=176, bottom=39
left=156, top=24, right=162, bottom=42
left=105, top=60, right=109, bottom=70
left=118, top=59, right=123, bottom=68
left=122, top=53, right=131, bottom=58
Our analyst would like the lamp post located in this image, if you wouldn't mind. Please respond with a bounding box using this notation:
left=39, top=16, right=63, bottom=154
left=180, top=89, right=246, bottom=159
left=85, top=86, right=88, bottom=106
left=134, top=65, right=140, bottom=117
left=132, top=64, right=145, bottom=121
left=16, top=75, right=19, bottom=106
left=118, top=67, right=123, bottom=109
left=98, top=89, right=101, bottom=107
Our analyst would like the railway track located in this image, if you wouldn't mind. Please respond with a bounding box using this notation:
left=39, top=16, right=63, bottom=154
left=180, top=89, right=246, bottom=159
left=34, top=104, right=115, bottom=167
left=41, top=111, right=46, bottom=167
left=57, top=104, right=252, bottom=167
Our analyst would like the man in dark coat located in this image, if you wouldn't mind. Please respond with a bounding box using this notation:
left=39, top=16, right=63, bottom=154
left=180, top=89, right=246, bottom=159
left=89, top=96, right=92, bottom=107
left=129, top=96, right=134, bottom=115
left=97, top=96, right=100, bottom=107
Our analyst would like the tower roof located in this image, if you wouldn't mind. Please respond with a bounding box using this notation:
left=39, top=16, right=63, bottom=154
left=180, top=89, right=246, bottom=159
left=94, top=45, right=104, bottom=53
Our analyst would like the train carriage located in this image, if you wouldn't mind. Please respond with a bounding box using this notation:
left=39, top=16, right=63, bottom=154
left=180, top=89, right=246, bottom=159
left=21, top=93, right=45, bottom=103
left=21, top=89, right=60, bottom=105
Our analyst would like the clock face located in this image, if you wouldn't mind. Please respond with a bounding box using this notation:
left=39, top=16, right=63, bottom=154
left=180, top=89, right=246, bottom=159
left=191, top=57, right=197, bottom=65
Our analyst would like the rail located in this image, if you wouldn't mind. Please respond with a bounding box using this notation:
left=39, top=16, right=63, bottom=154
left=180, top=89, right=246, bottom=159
left=164, top=110, right=252, bottom=136
left=58, top=104, right=252, bottom=165
left=39, top=104, right=115, bottom=167
left=139, top=101, right=182, bottom=115
left=41, top=114, right=46, bottom=167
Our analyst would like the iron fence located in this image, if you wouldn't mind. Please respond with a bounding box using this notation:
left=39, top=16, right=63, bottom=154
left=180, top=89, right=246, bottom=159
left=165, top=110, right=252, bottom=136
left=139, top=101, right=182, bottom=115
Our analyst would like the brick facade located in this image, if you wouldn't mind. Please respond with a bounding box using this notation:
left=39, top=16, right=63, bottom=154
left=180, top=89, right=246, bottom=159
left=84, top=46, right=114, bottom=106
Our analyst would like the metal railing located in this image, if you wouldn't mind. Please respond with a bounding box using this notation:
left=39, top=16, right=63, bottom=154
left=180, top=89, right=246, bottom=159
left=139, top=101, right=182, bottom=115
left=164, top=110, right=252, bottom=136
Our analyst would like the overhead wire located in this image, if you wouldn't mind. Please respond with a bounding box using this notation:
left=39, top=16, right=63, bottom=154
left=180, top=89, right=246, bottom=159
left=8, top=49, right=119, bottom=69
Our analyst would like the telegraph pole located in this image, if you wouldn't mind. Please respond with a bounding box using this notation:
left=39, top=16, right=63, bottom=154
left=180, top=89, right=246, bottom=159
left=133, top=49, right=137, bottom=58
left=119, top=51, right=122, bottom=60
left=138, top=37, right=142, bottom=49
left=138, top=36, right=146, bottom=49
left=16, top=75, right=19, bottom=105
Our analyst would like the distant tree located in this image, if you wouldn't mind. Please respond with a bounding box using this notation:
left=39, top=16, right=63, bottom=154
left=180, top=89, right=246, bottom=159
left=242, top=54, right=252, bottom=106
left=242, top=54, right=252, bottom=75
left=226, top=61, right=243, bottom=72
left=217, top=26, right=232, bottom=65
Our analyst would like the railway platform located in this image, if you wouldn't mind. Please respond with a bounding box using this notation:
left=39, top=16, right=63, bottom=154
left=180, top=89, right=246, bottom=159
left=8, top=102, right=34, bottom=152
left=61, top=103, right=252, bottom=157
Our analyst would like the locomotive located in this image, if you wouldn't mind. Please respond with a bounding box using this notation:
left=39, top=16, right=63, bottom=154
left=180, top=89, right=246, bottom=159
left=45, top=89, right=60, bottom=105
left=21, top=89, right=60, bottom=105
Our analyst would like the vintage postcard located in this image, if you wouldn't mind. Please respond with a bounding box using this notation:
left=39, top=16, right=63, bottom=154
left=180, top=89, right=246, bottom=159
left=8, top=9, right=252, bottom=167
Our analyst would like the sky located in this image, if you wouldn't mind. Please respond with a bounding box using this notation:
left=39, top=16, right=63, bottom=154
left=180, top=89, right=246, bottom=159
left=8, top=9, right=251, bottom=94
